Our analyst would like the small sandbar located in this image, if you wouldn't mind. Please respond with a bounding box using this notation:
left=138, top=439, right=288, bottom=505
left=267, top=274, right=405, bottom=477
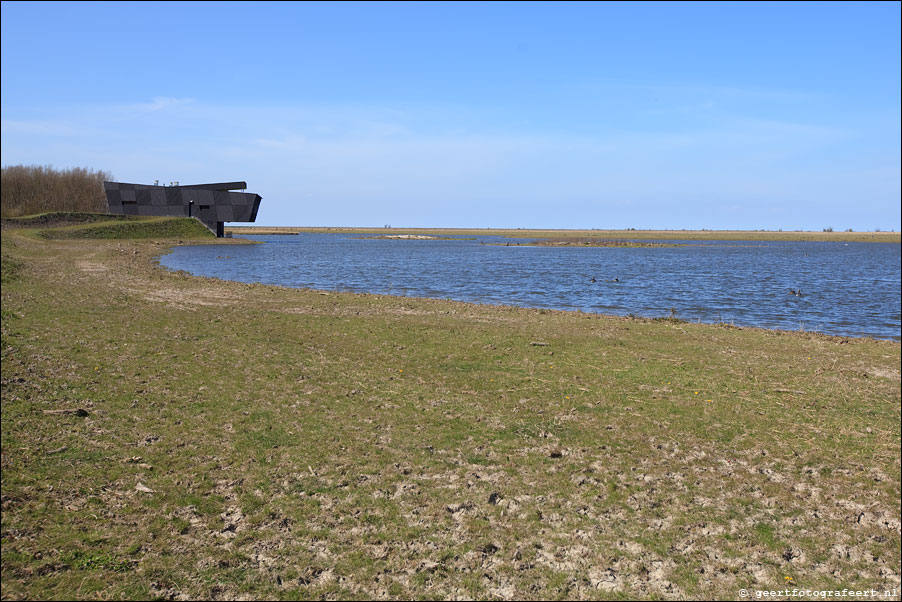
left=361, top=234, right=465, bottom=240
left=499, top=238, right=685, bottom=248
left=227, top=228, right=299, bottom=235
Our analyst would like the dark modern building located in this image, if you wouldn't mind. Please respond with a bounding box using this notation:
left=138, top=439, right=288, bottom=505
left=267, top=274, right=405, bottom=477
left=103, top=181, right=262, bottom=237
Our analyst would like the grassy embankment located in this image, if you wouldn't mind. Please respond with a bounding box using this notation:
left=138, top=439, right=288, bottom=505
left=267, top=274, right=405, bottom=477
left=2, top=215, right=900, bottom=600
left=226, top=225, right=901, bottom=243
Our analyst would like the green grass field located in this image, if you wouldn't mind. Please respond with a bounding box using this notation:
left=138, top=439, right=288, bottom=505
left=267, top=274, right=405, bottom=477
left=2, top=216, right=900, bottom=600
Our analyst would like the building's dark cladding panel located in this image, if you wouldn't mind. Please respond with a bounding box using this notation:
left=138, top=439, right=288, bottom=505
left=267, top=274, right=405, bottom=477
left=103, top=181, right=262, bottom=237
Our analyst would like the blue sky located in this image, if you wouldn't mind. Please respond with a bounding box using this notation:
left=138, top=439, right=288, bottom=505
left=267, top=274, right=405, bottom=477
left=2, top=1, right=899, bottom=229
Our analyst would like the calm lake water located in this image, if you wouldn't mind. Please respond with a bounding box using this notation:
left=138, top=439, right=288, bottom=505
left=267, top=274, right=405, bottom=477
left=160, top=234, right=902, bottom=341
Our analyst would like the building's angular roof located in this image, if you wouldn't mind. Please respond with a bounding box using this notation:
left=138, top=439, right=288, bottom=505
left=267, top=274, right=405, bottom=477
left=104, top=181, right=262, bottom=236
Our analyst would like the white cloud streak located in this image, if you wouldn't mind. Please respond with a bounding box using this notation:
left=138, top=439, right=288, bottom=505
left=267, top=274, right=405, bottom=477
left=1, top=97, right=898, bottom=229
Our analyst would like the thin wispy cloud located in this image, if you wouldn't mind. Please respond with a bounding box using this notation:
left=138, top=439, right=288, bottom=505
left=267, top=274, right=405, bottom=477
left=126, top=96, right=196, bottom=112
left=1, top=118, right=90, bottom=137
left=242, top=106, right=871, bottom=219
left=1, top=93, right=897, bottom=228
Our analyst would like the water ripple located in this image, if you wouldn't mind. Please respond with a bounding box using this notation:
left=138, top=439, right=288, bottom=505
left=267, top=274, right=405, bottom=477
left=160, top=234, right=901, bottom=340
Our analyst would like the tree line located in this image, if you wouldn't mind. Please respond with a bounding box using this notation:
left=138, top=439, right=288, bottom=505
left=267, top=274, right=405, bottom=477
left=1, top=165, right=112, bottom=217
